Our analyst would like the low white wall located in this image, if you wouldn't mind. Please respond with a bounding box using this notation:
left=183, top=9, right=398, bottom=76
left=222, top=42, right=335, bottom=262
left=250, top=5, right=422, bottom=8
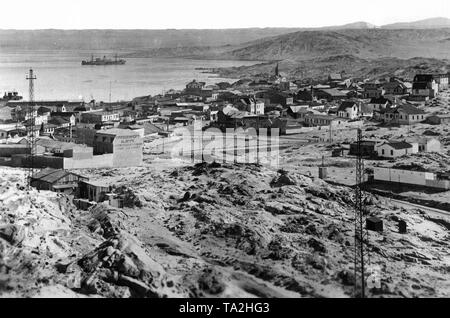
left=64, top=153, right=114, bottom=169
left=373, top=167, right=449, bottom=189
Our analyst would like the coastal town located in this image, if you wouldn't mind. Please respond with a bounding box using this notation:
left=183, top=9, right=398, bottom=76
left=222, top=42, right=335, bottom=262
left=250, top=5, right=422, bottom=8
left=1, top=65, right=449, bottom=191
left=0, top=61, right=449, bottom=298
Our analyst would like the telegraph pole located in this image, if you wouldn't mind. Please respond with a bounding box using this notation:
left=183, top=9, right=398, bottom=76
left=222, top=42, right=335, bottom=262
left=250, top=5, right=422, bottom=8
left=26, top=69, right=37, bottom=186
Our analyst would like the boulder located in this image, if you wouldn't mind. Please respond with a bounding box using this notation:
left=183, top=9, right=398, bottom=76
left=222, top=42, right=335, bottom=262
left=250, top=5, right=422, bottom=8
left=337, top=269, right=355, bottom=286
left=270, top=172, right=296, bottom=188
left=0, top=224, right=25, bottom=245
left=265, top=202, right=285, bottom=215
left=198, top=268, right=225, bottom=295
left=307, top=238, right=327, bottom=253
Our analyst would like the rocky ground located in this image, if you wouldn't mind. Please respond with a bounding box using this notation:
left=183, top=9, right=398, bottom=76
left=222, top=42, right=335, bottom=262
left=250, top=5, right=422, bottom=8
left=1, top=158, right=449, bottom=298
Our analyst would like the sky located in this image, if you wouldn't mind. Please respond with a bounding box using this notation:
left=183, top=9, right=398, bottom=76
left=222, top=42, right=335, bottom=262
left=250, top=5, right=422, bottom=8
left=1, top=0, right=449, bottom=29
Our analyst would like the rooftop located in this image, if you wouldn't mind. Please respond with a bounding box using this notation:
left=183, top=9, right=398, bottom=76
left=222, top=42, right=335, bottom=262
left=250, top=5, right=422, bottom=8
left=36, top=138, right=82, bottom=150
left=369, top=97, right=392, bottom=104
left=381, top=141, right=413, bottom=149
left=96, top=128, right=141, bottom=137
left=338, top=101, right=357, bottom=111
left=31, top=168, right=86, bottom=184
left=397, top=104, right=427, bottom=115
left=318, top=88, right=348, bottom=97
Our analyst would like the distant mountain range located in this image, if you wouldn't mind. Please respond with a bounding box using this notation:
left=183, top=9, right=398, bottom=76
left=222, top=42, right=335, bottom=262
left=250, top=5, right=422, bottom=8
left=1, top=17, right=450, bottom=52
left=1, top=17, right=450, bottom=81
left=305, top=17, right=450, bottom=30
left=219, top=28, right=450, bottom=61
left=0, top=28, right=303, bottom=51
left=381, top=17, right=450, bottom=29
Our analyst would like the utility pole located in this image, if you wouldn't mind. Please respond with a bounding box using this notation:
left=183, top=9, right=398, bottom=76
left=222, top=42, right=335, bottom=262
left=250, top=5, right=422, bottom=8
left=26, top=69, right=37, bottom=186
left=354, top=128, right=370, bottom=298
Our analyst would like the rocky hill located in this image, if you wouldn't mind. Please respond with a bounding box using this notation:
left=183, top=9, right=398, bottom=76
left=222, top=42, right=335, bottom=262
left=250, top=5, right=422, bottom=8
left=222, top=29, right=450, bottom=61
left=1, top=161, right=448, bottom=298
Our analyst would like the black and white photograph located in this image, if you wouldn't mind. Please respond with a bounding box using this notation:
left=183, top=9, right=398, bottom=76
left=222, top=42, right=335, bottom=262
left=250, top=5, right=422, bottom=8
left=0, top=0, right=449, bottom=305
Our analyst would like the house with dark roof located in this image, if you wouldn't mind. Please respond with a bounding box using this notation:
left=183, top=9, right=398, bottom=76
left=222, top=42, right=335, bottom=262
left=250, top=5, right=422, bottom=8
left=80, top=110, right=120, bottom=124
left=258, top=91, right=294, bottom=107
left=213, top=110, right=287, bottom=134
left=383, top=81, right=410, bottom=96
left=412, top=74, right=439, bottom=98
left=37, top=107, right=52, bottom=117
left=119, top=122, right=165, bottom=137
left=30, top=168, right=88, bottom=193
left=368, top=97, right=392, bottom=116
left=395, top=104, right=427, bottom=125
left=362, top=82, right=384, bottom=99
left=375, top=141, right=418, bottom=158
left=48, top=116, right=72, bottom=129
left=287, top=105, right=310, bottom=119
left=235, top=97, right=265, bottom=115
left=337, top=101, right=359, bottom=119
left=349, top=140, right=379, bottom=157
left=185, top=79, right=206, bottom=96
left=304, top=114, right=345, bottom=127
left=378, top=104, right=427, bottom=125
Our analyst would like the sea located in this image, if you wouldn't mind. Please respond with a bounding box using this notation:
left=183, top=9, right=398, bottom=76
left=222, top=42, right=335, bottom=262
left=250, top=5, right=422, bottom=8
left=0, top=49, right=257, bottom=102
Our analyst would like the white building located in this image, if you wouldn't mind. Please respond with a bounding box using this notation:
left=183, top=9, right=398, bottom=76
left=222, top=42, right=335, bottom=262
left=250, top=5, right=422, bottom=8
left=409, top=137, right=441, bottom=153
left=367, top=97, right=391, bottom=113
left=376, top=141, right=418, bottom=158
left=412, top=75, right=439, bottom=98
left=337, top=101, right=359, bottom=119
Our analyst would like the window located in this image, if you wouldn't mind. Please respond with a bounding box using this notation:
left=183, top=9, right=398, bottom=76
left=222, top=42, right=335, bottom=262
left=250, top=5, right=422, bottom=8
left=382, top=149, right=385, bottom=155
left=390, top=150, right=393, bottom=156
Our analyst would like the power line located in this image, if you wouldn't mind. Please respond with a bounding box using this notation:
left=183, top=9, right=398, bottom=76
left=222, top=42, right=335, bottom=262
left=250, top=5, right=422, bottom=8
left=25, top=69, right=37, bottom=186
left=354, top=128, right=370, bottom=298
